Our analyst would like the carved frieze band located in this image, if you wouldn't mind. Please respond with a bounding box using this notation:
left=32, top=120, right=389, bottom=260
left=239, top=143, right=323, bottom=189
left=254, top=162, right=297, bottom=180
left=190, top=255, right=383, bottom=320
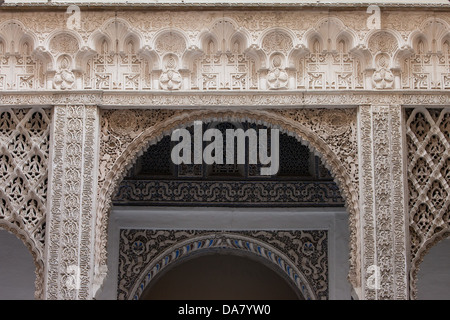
left=358, top=105, right=408, bottom=300
left=113, top=180, right=345, bottom=206
left=0, top=11, right=449, bottom=92
left=45, top=105, right=99, bottom=300
left=118, top=229, right=328, bottom=300
left=0, top=91, right=449, bottom=108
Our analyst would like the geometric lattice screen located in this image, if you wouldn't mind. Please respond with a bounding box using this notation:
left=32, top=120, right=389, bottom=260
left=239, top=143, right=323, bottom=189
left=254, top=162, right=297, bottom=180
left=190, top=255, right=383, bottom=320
left=406, top=108, right=450, bottom=298
left=0, top=108, right=51, bottom=264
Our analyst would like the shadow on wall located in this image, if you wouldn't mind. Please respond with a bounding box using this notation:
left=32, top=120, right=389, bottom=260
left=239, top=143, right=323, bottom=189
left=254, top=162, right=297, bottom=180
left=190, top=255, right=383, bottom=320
left=0, top=229, right=36, bottom=299
left=141, top=253, right=302, bottom=300
left=417, top=238, right=450, bottom=300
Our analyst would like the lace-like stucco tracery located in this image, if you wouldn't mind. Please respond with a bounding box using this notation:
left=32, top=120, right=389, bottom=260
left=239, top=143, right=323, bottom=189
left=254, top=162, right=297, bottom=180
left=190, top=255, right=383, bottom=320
left=97, top=109, right=359, bottom=295
left=0, top=107, right=51, bottom=299
left=0, top=4, right=448, bottom=300
left=118, top=230, right=329, bottom=300
left=406, top=107, right=450, bottom=299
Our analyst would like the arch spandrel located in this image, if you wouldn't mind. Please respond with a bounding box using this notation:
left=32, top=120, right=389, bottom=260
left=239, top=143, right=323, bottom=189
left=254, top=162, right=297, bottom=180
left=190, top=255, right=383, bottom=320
left=120, top=231, right=322, bottom=300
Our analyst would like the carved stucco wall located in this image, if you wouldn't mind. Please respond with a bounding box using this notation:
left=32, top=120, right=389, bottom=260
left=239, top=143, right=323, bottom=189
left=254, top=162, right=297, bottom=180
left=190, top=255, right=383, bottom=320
left=358, top=105, right=409, bottom=299
left=0, top=6, right=448, bottom=300
left=97, top=108, right=359, bottom=292
left=0, top=11, right=450, bottom=92
left=44, top=105, right=99, bottom=300
left=406, top=107, right=450, bottom=299
left=117, top=230, right=329, bottom=300
left=0, top=107, right=51, bottom=299
left=2, top=98, right=441, bottom=300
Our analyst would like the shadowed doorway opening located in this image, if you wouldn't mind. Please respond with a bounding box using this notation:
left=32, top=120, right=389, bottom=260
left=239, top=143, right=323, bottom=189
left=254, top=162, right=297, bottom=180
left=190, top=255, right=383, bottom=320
left=140, top=252, right=303, bottom=300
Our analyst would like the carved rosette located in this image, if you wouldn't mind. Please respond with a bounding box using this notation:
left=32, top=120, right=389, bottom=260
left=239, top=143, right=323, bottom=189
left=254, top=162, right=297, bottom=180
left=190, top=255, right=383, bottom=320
left=159, top=56, right=182, bottom=90
left=267, top=55, right=289, bottom=89
left=372, top=54, right=394, bottom=89
left=53, top=70, right=75, bottom=90
left=159, top=69, right=182, bottom=90
left=108, top=109, right=138, bottom=136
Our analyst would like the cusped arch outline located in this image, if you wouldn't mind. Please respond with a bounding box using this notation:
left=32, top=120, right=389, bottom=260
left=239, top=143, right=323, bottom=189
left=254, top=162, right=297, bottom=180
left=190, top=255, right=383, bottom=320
left=94, top=108, right=360, bottom=296
left=0, top=19, right=39, bottom=54
left=257, top=27, right=297, bottom=67
left=364, top=28, right=409, bottom=69
left=88, top=17, right=144, bottom=54
left=303, top=16, right=359, bottom=53
left=409, top=17, right=450, bottom=52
